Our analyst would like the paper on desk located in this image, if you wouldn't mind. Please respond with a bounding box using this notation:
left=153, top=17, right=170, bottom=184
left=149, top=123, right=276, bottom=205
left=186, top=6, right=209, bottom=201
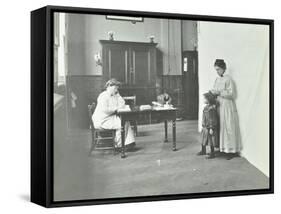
left=153, top=106, right=175, bottom=111
left=139, top=105, right=152, bottom=111
left=117, top=105, right=131, bottom=112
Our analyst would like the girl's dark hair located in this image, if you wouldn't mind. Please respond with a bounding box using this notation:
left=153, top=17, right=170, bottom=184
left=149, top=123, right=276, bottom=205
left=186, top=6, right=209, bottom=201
left=214, top=59, right=226, bottom=70
left=203, top=92, right=217, bottom=105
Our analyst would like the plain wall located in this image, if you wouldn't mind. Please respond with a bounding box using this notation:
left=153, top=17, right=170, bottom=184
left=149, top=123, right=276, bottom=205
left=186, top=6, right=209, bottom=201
left=197, top=21, right=270, bottom=176
left=182, top=20, right=198, bottom=51
left=160, top=19, right=182, bottom=75
left=67, top=14, right=186, bottom=76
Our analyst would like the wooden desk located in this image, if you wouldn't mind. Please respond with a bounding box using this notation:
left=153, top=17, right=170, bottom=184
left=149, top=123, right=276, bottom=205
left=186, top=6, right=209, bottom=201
left=117, top=108, right=177, bottom=158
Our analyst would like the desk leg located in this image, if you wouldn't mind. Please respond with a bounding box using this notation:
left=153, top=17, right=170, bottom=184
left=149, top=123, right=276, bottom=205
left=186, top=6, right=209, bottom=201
left=164, top=120, right=168, bottom=143
left=121, top=119, right=126, bottom=158
left=172, top=120, right=177, bottom=151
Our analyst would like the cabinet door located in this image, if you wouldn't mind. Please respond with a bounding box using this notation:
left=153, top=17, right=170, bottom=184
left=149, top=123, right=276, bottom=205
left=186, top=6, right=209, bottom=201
left=103, top=45, right=129, bottom=84
left=130, top=46, right=156, bottom=86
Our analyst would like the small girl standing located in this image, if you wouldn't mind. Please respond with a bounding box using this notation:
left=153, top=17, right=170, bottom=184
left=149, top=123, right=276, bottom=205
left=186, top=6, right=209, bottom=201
left=197, top=92, right=218, bottom=159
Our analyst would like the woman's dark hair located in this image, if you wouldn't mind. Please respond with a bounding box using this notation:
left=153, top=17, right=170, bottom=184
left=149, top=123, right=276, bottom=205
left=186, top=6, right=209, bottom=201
left=214, top=59, right=226, bottom=70
left=203, top=91, right=217, bottom=105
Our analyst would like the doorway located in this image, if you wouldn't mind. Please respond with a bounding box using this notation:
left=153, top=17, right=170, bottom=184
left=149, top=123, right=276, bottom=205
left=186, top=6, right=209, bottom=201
left=182, top=50, right=199, bottom=120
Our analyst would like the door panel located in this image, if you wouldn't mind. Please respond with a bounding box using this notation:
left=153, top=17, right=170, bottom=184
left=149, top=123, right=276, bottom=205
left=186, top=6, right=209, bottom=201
left=108, top=47, right=129, bottom=84
left=132, top=49, right=149, bottom=86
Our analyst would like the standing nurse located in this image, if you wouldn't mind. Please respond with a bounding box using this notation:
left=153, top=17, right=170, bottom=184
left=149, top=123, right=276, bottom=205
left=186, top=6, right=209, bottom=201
left=211, top=59, right=242, bottom=159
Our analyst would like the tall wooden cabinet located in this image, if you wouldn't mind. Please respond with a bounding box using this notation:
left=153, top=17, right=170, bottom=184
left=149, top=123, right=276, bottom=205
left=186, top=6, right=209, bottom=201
left=100, top=40, right=158, bottom=105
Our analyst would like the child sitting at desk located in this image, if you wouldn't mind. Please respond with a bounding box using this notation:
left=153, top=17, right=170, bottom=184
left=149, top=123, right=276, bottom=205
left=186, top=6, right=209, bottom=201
left=197, top=91, right=218, bottom=159
left=156, top=86, right=172, bottom=106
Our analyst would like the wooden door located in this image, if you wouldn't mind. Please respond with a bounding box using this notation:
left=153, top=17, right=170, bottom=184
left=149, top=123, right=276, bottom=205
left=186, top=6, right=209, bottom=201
left=182, top=51, right=199, bottom=119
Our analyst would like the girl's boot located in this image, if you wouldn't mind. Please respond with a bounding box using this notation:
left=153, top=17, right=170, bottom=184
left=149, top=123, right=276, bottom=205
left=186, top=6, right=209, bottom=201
left=197, top=145, right=206, bottom=156
left=206, top=146, right=215, bottom=159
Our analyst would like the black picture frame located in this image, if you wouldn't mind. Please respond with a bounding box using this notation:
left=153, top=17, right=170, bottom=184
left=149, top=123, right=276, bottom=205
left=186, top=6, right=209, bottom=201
left=31, top=5, right=274, bottom=208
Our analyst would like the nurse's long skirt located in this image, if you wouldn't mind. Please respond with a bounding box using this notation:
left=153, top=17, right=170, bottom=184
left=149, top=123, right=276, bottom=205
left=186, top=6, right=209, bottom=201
left=217, top=97, right=242, bottom=153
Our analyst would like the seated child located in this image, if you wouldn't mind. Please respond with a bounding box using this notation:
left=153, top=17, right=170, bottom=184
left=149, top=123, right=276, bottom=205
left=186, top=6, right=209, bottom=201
left=197, top=91, right=218, bottom=159
left=157, top=90, right=172, bottom=105
left=155, top=85, right=172, bottom=105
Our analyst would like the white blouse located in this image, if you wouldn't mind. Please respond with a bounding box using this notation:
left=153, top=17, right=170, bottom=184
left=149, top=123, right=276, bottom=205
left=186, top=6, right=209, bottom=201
left=92, top=90, right=125, bottom=128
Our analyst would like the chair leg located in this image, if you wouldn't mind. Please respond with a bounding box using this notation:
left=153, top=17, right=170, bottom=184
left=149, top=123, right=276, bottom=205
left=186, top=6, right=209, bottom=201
left=134, top=122, right=138, bottom=136
left=89, top=140, right=94, bottom=156
left=89, top=130, right=96, bottom=155
left=113, top=130, right=118, bottom=155
left=89, top=129, right=118, bottom=156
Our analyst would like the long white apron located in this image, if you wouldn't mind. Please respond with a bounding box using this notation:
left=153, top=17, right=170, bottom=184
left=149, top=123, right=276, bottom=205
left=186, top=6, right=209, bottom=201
left=213, top=75, right=242, bottom=153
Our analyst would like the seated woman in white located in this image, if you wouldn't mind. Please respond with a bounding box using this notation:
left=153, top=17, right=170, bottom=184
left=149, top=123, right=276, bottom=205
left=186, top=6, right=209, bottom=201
left=92, top=78, right=135, bottom=147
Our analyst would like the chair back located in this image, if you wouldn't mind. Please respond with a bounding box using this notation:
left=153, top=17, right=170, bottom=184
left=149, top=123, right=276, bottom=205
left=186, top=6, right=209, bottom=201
left=123, top=96, right=136, bottom=106
left=88, top=102, right=96, bottom=130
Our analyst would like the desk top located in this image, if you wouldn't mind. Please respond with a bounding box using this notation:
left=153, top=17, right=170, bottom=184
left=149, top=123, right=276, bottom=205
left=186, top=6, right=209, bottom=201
left=117, top=106, right=177, bottom=114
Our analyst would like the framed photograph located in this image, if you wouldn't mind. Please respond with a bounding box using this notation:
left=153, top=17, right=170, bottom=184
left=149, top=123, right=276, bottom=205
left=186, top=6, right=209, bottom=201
left=31, top=5, right=274, bottom=207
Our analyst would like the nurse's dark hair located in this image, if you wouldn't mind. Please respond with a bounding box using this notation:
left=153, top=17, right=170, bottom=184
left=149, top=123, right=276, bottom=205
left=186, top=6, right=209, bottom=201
left=214, top=59, right=226, bottom=70
left=104, top=78, right=121, bottom=89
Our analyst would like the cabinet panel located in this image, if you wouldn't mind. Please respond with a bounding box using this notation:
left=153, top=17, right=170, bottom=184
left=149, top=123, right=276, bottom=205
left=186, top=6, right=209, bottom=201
left=101, top=40, right=157, bottom=87
left=131, top=48, right=150, bottom=85
left=131, top=46, right=157, bottom=86
left=103, top=45, right=129, bottom=84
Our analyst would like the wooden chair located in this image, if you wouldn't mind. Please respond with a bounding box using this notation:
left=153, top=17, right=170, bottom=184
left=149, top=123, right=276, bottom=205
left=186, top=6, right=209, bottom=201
left=123, top=96, right=138, bottom=136
left=123, top=96, right=136, bottom=107
left=88, top=102, right=117, bottom=155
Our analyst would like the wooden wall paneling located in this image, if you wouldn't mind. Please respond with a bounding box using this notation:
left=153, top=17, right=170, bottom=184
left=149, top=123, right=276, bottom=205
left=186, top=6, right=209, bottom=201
left=162, top=75, right=184, bottom=118
left=66, top=75, right=104, bottom=129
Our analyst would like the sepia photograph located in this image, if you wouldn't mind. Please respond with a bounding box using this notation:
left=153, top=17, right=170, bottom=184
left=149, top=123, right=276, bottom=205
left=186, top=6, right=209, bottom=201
left=49, top=8, right=272, bottom=203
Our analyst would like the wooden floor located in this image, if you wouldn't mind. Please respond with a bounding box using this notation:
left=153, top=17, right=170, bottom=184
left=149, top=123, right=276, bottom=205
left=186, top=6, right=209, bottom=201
left=53, top=120, right=269, bottom=201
